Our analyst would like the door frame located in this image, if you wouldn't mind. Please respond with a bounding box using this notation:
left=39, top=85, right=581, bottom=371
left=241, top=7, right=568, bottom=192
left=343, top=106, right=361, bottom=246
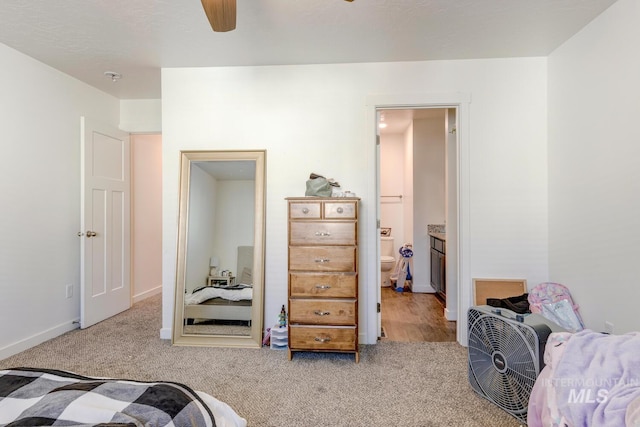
left=365, top=92, right=471, bottom=346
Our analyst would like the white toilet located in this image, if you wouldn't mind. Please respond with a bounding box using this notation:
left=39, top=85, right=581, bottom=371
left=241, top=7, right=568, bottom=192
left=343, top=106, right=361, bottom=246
left=380, top=236, right=396, bottom=287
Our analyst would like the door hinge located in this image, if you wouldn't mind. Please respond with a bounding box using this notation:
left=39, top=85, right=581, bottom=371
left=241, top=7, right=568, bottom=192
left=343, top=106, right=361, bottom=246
left=377, top=302, right=381, bottom=313
left=377, top=219, right=380, bottom=229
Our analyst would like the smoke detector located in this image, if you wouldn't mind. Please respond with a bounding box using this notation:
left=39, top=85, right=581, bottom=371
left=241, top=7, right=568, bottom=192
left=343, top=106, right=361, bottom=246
left=104, top=71, right=122, bottom=82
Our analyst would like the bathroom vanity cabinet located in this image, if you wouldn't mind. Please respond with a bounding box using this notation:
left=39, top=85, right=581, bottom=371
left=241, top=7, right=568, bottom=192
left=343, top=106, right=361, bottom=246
left=430, top=235, right=446, bottom=300
left=286, top=197, right=360, bottom=363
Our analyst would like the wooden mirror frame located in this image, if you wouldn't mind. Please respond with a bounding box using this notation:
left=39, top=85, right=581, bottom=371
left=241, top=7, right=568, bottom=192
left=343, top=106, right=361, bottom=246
left=172, top=150, right=265, bottom=348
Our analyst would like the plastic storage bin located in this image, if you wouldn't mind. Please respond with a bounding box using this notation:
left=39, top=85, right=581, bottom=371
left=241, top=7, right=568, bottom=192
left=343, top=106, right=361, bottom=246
left=270, top=325, right=288, bottom=350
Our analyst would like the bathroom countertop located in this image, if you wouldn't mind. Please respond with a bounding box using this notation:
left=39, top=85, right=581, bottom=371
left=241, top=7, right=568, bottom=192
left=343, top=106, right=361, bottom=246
left=429, top=232, right=446, bottom=241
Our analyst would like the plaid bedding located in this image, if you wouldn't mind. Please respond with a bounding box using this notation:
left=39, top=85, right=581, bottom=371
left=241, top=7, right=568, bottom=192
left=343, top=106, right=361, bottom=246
left=0, top=368, right=216, bottom=427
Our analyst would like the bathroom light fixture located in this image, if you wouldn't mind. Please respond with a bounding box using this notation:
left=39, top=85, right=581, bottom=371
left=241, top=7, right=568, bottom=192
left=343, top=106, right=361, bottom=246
left=379, top=113, right=388, bottom=129
left=104, top=71, right=122, bottom=82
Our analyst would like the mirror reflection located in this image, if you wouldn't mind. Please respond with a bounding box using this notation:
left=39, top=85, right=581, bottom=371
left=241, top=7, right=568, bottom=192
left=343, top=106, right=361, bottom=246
left=173, top=151, right=265, bottom=348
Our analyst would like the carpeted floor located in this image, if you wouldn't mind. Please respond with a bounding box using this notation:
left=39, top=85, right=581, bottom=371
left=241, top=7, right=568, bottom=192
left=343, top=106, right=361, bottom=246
left=1, top=295, right=522, bottom=427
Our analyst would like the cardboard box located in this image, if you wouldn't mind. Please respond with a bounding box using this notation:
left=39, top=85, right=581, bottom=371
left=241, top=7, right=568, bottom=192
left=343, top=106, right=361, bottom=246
left=473, top=278, right=527, bottom=306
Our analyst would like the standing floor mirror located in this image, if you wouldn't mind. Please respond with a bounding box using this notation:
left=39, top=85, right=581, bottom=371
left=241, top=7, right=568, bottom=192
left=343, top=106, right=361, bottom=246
left=173, top=150, right=265, bottom=348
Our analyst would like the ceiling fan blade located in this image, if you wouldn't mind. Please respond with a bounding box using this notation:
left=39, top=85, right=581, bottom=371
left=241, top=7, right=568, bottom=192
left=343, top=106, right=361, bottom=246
left=201, top=0, right=236, bottom=32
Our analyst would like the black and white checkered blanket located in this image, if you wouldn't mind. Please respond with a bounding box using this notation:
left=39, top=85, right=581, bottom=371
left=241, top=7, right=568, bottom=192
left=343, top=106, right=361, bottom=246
left=0, top=368, right=216, bottom=426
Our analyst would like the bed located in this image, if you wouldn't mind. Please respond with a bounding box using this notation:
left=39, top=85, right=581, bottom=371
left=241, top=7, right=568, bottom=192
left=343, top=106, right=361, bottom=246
left=184, top=246, right=254, bottom=325
left=184, top=286, right=253, bottom=324
left=0, top=367, right=246, bottom=427
left=527, top=330, right=640, bottom=427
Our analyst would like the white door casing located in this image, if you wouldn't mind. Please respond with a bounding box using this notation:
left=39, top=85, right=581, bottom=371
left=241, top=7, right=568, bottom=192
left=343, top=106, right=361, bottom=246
left=80, top=117, right=131, bottom=328
left=366, top=92, right=471, bottom=346
left=375, top=120, right=382, bottom=338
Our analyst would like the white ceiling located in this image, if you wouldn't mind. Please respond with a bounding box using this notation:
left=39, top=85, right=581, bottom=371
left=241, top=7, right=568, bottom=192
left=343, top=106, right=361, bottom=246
left=0, top=0, right=617, bottom=101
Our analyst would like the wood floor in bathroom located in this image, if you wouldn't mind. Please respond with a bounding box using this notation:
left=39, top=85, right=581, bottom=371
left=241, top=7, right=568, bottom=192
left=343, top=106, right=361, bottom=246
left=380, top=287, right=457, bottom=342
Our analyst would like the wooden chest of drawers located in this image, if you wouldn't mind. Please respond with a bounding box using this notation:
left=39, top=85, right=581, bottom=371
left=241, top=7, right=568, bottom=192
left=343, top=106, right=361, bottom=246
left=286, top=197, right=359, bottom=362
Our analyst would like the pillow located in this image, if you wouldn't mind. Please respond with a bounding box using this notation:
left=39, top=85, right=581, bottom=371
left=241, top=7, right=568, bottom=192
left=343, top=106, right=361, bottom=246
left=240, top=267, right=252, bottom=285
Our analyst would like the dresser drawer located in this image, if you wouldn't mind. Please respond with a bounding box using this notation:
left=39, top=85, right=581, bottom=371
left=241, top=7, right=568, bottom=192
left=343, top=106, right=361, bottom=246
left=289, top=299, right=356, bottom=325
left=324, top=201, right=357, bottom=219
left=289, top=273, right=357, bottom=298
left=289, top=221, right=356, bottom=245
left=289, top=201, right=321, bottom=219
left=289, top=325, right=357, bottom=351
left=289, top=246, right=356, bottom=272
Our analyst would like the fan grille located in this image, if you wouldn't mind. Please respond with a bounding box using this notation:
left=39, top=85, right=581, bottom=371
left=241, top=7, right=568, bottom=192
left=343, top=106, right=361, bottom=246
left=468, top=307, right=543, bottom=423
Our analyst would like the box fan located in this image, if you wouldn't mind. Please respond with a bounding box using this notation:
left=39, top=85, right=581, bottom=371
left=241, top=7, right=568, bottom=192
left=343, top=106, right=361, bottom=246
left=467, top=305, right=564, bottom=424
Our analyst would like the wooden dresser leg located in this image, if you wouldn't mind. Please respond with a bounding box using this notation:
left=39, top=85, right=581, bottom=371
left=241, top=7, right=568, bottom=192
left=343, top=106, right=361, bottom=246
left=355, top=352, right=360, bottom=363
left=288, top=349, right=293, bottom=361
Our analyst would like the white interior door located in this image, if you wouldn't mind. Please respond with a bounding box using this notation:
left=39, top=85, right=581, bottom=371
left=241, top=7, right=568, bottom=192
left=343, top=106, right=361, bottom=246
left=80, top=117, right=131, bottom=328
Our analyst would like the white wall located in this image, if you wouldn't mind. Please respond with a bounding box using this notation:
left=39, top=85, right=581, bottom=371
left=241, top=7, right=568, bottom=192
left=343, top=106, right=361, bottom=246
left=183, top=171, right=255, bottom=293
left=161, top=57, right=549, bottom=344
left=213, top=180, right=255, bottom=275
left=413, top=115, right=446, bottom=292
left=0, top=43, right=120, bottom=359
left=131, top=134, right=163, bottom=302
left=548, top=0, right=639, bottom=334
left=380, top=132, right=405, bottom=257
left=125, top=105, right=163, bottom=303
left=403, top=122, right=414, bottom=251
left=186, top=165, right=218, bottom=292
left=120, top=99, right=162, bottom=133
left=380, top=113, right=447, bottom=294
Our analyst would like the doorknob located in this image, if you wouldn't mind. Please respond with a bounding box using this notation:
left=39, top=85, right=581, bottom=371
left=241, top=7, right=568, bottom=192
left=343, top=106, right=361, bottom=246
left=77, top=232, right=85, bottom=237
left=86, top=231, right=97, bottom=237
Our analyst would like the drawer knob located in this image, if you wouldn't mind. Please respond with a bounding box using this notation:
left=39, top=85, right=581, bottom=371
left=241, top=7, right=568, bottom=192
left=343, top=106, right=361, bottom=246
left=314, top=231, right=331, bottom=237
left=337, top=207, right=344, bottom=214
left=315, top=284, right=331, bottom=290
left=314, top=336, right=332, bottom=343
left=314, top=310, right=331, bottom=316
left=302, top=207, right=309, bottom=214
left=315, top=258, right=330, bottom=263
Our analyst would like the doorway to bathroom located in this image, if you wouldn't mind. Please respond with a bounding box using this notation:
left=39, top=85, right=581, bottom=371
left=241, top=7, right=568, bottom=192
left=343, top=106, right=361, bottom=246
left=377, top=107, right=458, bottom=342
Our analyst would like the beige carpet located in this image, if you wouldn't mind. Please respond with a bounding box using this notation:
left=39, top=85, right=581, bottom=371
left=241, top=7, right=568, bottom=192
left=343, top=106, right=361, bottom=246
left=1, top=295, right=521, bottom=427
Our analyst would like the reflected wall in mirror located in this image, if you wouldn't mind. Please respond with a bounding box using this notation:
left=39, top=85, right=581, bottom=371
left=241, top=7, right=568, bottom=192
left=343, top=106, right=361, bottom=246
left=173, top=150, right=265, bottom=348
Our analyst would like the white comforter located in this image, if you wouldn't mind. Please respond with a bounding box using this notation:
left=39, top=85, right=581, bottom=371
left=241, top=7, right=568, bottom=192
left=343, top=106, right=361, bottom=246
left=185, top=286, right=253, bottom=305
left=528, top=331, right=640, bottom=427
left=197, top=391, right=247, bottom=427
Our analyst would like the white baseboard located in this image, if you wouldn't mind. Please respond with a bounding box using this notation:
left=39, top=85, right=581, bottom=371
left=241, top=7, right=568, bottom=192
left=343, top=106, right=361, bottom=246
left=160, top=327, right=172, bottom=340
left=411, top=283, right=435, bottom=293
left=359, top=331, right=376, bottom=345
left=445, top=307, right=457, bottom=321
left=0, top=319, right=79, bottom=361
left=133, top=285, right=162, bottom=304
